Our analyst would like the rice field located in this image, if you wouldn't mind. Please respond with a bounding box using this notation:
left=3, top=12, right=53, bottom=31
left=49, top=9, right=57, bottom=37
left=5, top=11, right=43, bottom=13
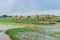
left=5, top=25, right=60, bottom=40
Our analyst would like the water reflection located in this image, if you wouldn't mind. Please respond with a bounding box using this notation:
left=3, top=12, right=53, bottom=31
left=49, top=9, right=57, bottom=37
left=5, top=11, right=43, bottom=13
left=0, top=24, right=24, bottom=30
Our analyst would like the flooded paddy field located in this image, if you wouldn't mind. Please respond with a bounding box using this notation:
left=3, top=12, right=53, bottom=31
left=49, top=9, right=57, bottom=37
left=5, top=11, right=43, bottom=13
left=0, top=23, right=60, bottom=40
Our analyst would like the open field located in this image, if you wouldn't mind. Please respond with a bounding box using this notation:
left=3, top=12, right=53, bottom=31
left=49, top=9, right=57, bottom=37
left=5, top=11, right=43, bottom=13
left=0, top=22, right=47, bottom=27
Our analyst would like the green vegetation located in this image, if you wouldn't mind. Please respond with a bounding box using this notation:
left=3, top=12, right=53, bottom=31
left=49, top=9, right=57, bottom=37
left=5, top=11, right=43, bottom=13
left=47, top=31, right=60, bottom=38
left=0, top=14, right=60, bottom=22
left=0, top=17, right=16, bottom=21
left=0, top=30, right=2, bottom=32
left=54, top=16, right=60, bottom=21
left=0, top=22, right=46, bottom=27
left=5, top=26, right=60, bottom=40
left=0, top=15, right=60, bottom=25
left=5, top=27, right=46, bottom=40
left=0, top=15, right=55, bottom=21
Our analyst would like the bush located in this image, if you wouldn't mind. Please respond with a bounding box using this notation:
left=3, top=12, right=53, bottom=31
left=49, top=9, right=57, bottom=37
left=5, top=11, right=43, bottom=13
left=2, top=15, right=8, bottom=17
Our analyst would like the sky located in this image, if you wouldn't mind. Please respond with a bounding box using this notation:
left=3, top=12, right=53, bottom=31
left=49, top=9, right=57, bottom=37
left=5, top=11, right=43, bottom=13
left=0, top=0, right=60, bottom=15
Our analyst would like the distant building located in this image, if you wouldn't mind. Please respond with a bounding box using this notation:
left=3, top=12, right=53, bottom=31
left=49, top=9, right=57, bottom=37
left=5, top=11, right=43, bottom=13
left=30, top=15, right=39, bottom=18
left=23, top=16, right=28, bottom=18
left=39, top=14, right=54, bottom=18
left=12, top=15, right=19, bottom=19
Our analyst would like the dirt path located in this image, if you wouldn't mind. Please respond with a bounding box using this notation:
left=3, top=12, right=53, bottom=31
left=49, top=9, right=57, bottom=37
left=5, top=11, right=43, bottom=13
left=0, top=32, right=10, bottom=40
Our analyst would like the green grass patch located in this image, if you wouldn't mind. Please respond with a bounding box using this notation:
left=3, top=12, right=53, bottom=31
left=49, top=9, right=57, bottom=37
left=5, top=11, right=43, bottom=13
left=47, top=31, right=60, bottom=38
left=0, top=30, right=2, bottom=32
left=0, top=22, right=46, bottom=27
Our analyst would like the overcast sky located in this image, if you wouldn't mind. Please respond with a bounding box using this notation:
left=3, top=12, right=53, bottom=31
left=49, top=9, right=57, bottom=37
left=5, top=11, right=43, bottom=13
left=0, top=0, right=60, bottom=15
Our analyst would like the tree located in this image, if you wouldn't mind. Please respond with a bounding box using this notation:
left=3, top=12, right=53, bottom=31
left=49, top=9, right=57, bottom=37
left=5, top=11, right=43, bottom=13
left=2, top=15, right=8, bottom=17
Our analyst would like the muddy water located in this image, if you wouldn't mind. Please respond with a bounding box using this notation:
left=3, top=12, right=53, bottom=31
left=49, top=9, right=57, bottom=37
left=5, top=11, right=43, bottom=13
left=0, top=24, right=24, bottom=40
left=41, top=24, right=60, bottom=32
left=0, top=32, right=10, bottom=40
left=16, top=32, right=59, bottom=40
left=0, top=24, right=24, bottom=31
